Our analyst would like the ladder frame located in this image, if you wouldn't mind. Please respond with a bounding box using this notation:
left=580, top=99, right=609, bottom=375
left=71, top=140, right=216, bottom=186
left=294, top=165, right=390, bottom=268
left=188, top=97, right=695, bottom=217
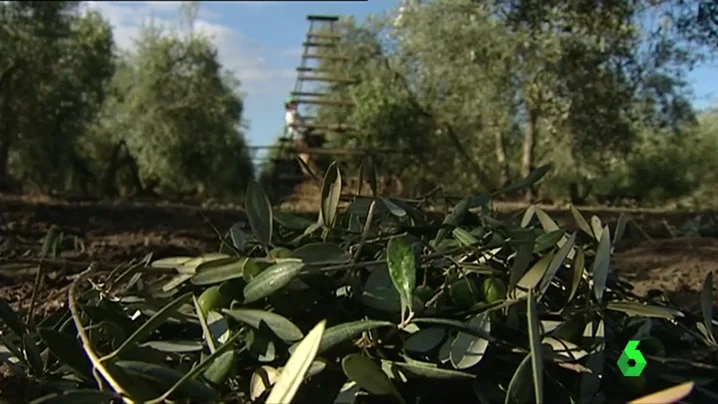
left=269, top=15, right=356, bottom=170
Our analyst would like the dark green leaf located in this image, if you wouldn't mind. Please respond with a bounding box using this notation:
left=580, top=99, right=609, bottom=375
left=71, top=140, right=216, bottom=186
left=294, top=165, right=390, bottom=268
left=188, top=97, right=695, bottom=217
left=290, top=242, right=351, bottom=265
left=203, top=349, right=237, bottom=386
left=567, top=246, right=585, bottom=304
left=116, top=361, right=218, bottom=401
left=453, top=228, right=480, bottom=247
left=23, top=333, right=44, bottom=376
left=411, top=318, right=493, bottom=342
left=360, top=155, right=378, bottom=197
left=273, top=210, right=314, bottom=230
left=109, top=292, right=193, bottom=360
left=404, top=327, right=446, bottom=353
left=534, top=229, right=566, bottom=253
left=606, top=302, right=682, bottom=320
left=362, top=267, right=422, bottom=313
left=223, top=308, right=304, bottom=342
left=313, top=320, right=394, bottom=354
left=613, top=213, right=628, bottom=247
left=505, top=353, right=532, bottom=404
left=40, top=225, right=62, bottom=259
left=538, top=232, right=576, bottom=296
left=247, top=327, right=277, bottom=362
left=390, top=360, right=475, bottom=380
left=139, top=340, right=204, bottom=353
left=0, top=298, right=26, bottom=337
left=433, top=197, right=470, bottom=246
left=498, top=164, right=552, bottom=194
left=38, top=328, right=92, bottom=380
left=342, top=354, right=405, bottom=403
left=242, top=259, right=305, bottom=303
left=30, top=390, right=119, bottom=404
left=381, top=197, right=406, bottom=217
left=229, top=223, right=246, bottom=251
left=245, top=181, right=273, bottom=252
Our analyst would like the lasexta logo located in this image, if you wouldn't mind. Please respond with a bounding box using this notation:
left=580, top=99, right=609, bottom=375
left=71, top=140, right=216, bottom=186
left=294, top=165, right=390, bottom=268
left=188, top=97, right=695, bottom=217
left=617, top=340, right=647, bottom=377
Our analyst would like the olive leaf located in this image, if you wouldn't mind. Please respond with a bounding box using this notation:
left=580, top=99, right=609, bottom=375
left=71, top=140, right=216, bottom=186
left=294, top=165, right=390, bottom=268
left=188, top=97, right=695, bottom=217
left=320, top=161, right=342, bottom=228
left=386, top=235, right=418, bottom=324
left=266, top=320, right=326, bottom=404
left=342, top=354, right=405, bottom=404
left=245, top=180, right=273, bottom=254
left=243, top=259, right=304, bottom=304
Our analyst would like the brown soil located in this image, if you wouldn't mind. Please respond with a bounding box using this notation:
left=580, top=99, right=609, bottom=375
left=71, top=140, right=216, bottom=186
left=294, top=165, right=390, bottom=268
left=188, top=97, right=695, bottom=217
left=1, top=192, right=716, bottom=320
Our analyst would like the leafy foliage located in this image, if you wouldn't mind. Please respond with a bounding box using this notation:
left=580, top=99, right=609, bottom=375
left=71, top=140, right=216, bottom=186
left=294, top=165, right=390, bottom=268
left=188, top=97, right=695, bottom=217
left=1, top=161, right=715, bottom=403
left=258, top=0, right=717, bottom=206
left=0, top=1, right=254, bottom=198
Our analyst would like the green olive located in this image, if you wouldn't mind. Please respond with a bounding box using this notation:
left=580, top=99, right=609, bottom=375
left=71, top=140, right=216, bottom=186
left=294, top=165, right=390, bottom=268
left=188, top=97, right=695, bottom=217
left=481, top=277, right=507, bottom=303
left=197, top=285, right=232, bottom=316
left=269, top=247, right=292, bottom=259
left=449, top=279, right=480, bottom=308
left=414, top=285, right=435, bottom=303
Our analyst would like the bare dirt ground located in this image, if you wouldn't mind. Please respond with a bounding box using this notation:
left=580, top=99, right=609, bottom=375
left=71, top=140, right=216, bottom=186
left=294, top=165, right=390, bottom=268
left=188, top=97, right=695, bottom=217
left=1, top=189, right=717, bottom=320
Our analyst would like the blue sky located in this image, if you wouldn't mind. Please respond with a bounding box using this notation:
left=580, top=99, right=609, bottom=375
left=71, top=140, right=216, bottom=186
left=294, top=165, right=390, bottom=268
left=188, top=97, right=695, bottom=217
left=88, top=0, right=717, bottom=161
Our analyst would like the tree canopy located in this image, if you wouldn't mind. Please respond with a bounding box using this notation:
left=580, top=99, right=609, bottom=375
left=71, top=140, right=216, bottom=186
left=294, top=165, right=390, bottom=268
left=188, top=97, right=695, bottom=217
left=261, top=0, right=718, bottom=207
left=0, top=1, right=254, bottom=199
left=1, top=0, right=717, bottom=207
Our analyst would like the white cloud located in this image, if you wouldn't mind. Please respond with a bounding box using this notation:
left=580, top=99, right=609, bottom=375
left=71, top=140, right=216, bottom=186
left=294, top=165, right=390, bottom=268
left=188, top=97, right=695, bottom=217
left=85, top=1, right=293, bottom=94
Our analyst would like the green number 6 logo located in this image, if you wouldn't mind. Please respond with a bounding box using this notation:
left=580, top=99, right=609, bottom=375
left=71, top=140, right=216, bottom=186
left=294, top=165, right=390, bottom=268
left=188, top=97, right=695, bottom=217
left=617, top=340, right=647, bottom=377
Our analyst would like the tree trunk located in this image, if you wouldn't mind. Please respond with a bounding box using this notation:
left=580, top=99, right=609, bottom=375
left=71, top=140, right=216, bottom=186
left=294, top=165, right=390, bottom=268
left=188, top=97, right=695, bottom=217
left=0, top=139, right=10, bottom=190
left=0, top=65, right=17, bottom=191
left=494, top=128, right=510, bottom=188
left=521, top=108, right=538, bottom=202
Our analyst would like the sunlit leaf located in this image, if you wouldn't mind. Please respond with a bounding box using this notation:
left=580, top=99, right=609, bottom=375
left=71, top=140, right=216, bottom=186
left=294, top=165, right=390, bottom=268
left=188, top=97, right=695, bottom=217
left=223, top=308, right=304, bottom=342
left=450, top=313, right=491, bottom=369
left=242, top=259, right=304, bottom=304
left=320, top=161, right=342, bottom=228
left=386, top=235, right=418, bottom=323
left=191, top=257, right=248, bottom=285
left=569, top=205, right=594, bottom=239
left=592, top=225, right=611, bottom=302
left=701, top=272, right=716, bottom=344
left=628, top=381, right=694, bottom=404
left=527, top=290, right=544, bottom=404
left=266, top=320, right=326, bottom=404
